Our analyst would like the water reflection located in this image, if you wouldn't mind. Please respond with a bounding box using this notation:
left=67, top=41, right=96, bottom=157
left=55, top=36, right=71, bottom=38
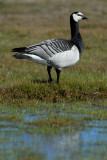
left=0, top=120, right=107, bottom=160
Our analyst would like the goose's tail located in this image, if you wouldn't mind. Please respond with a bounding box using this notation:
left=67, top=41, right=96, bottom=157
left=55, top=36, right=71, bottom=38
left=12, top=47, right=28, bottom=59
left=12, top=47, right=26, bottom=53
left=12, top=47, right=49, bottom=65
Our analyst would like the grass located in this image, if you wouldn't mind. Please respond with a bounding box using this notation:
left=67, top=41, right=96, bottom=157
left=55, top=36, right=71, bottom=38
left=0, top=115, right=22, bottom=122
left=0, top=0, right=107, bottom=104
left=0, top=100, right=107, bottom=127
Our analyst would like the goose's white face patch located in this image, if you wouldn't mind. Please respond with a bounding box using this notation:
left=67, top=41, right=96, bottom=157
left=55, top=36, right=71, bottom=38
left=73, top=12, right=83, bottom=22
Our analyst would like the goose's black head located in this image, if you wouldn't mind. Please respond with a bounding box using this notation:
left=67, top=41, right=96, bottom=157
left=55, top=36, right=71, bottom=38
left=71, top=12, right=88, bottom=23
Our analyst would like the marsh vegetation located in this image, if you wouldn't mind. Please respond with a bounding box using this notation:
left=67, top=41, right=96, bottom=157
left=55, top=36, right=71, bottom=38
left=0, top=0, right=107, bottom=159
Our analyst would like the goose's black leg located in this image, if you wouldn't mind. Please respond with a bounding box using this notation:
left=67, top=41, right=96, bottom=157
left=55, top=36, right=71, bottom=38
left=47, top=66, right=53, bottom=83
left=55, top=68, right=61, bottom=84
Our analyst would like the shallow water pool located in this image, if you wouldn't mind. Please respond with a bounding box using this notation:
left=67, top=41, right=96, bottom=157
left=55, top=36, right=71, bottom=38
left=0, top=105, right=107, bottom=160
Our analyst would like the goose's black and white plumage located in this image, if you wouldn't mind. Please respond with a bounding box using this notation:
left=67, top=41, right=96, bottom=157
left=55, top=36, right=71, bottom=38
left=12, top=12, right=87, bottom=83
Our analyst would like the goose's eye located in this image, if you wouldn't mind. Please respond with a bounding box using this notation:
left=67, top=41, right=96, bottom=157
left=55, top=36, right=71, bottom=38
left=77, top=14, right=83, bottom=17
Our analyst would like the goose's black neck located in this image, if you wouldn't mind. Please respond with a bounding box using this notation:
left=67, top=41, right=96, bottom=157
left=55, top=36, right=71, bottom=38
left=70, top=16, right=84, bottom=55
left=70, top=18, right=79, bottom=38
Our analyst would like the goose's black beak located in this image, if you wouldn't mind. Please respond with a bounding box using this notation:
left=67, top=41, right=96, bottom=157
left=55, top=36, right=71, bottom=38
left=82, top=16, right=88, bottom=20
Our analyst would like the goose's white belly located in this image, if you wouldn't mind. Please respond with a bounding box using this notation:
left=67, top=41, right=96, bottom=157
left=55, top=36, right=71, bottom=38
left=49, top=45, right=80, bottom=69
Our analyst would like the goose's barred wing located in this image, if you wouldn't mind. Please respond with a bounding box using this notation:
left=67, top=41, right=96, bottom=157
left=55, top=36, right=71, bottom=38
left=25, top=38, right=74, bottom=60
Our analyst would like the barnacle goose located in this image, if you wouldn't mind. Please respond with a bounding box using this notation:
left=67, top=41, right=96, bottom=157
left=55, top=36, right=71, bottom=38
left=12, top=12, right=87, bottom=83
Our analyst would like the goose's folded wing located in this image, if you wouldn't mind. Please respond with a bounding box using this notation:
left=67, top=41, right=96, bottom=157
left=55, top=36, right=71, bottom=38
left=25, top=38, right=74, bottom=60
